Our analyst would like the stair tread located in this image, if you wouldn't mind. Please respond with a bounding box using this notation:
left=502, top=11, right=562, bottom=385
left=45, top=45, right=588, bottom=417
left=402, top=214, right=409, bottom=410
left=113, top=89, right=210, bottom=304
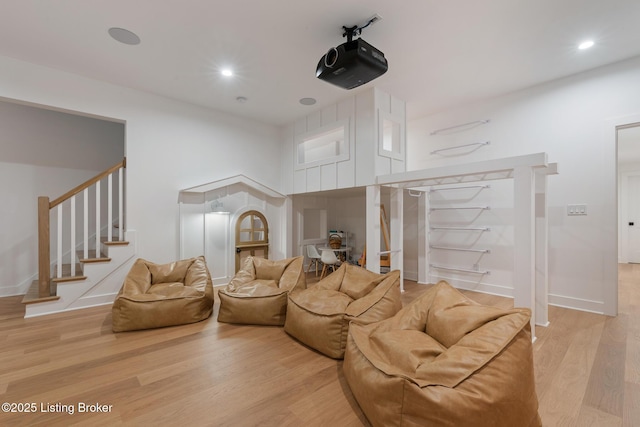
left=77, top=249, right=111, bottom=263
left=51, top=263, right=86, bottom=283
left=22, top=280, right=60, bottom=304
left=101, top=237, right=129, bottom=246
left=52, top=276, right=87, bottom=283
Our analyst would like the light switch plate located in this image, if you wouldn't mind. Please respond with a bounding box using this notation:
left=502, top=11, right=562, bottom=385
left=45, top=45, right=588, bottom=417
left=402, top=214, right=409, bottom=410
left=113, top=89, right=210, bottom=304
left=567, top=204, right=587, bottom=215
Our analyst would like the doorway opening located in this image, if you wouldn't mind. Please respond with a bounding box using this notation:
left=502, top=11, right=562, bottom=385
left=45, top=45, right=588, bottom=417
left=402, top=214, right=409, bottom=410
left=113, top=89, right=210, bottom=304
left=617, top=123, right=640, bottom=264
left=235, top=210, right=269, bottom=272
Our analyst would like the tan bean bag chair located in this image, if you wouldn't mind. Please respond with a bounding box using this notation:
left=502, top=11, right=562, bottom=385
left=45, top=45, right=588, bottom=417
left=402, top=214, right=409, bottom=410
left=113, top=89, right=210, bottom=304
left=217, top=256, right=306, bottom=326
left=343, top=280, right=541, bottom=427
left=284, top=263, right=401, bottom=359
left=112, top=256, right=214, bottom=332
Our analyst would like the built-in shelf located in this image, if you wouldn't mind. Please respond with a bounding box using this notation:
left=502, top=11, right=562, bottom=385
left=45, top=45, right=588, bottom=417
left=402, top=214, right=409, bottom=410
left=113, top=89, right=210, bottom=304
left=430, top=246, right=490, bottom=253
left=430, top=206, right=490, bottom=211
left=430, top=264, right=490, bottom=275
left=430, top=226, right=491, bottom=231
left=430, top=119, right=490, bottom=135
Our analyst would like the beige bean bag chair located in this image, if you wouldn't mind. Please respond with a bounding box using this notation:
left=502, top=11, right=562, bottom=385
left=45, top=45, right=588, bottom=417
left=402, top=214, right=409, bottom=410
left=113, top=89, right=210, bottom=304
left=284, top=263, right=401, bottom=359
left=343, top=280, right=541, bottom=427
left=112, top=256, right=214, bottom=332
left=217, top=256, right=306, bottom=326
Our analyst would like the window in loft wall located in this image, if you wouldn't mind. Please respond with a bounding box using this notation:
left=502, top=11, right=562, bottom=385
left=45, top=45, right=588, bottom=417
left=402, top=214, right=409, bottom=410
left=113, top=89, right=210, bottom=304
left=296, top=120, right=350, bottom=169
left=382, top=119, right=400, bottom=152
left=378, top=111, right=403, bottom=160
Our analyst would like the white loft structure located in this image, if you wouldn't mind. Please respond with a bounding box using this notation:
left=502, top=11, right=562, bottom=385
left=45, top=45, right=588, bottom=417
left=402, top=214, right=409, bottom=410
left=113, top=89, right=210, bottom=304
left=179, top=87, right=558, bottom=341
left=367, top=153, right=558, bottom=340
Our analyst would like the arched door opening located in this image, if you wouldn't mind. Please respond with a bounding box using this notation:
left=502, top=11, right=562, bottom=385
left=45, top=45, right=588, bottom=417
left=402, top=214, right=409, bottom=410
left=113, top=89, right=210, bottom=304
left=235, top=210, right=269, bottom=272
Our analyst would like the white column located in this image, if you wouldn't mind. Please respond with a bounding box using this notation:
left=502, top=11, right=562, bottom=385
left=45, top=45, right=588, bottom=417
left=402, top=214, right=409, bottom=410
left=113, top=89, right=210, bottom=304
left=535, top=168, right=549, bottom=327
left=366, top=185, right=381, bottom=273
left=284, top=196, right=293, bottom=257
left=513, top=166, right=536, bottom=341
left=390, top=187, right=404, bottom=291
left=418, top=189, right=429, bottom=284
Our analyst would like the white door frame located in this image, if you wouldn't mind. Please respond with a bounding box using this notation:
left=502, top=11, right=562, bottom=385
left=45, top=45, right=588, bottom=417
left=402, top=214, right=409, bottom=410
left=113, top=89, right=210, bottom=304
left=609, top=113, right=640, bottom=316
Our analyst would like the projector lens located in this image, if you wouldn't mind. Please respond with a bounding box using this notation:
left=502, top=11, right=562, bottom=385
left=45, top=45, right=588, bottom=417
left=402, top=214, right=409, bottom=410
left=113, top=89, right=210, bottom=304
left=324, top=47, right=338, bottom=68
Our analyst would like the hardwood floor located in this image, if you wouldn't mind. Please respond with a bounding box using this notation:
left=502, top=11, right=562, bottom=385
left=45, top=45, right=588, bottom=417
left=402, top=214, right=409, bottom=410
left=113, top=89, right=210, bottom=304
left=1, top=266, right=639, bottom=426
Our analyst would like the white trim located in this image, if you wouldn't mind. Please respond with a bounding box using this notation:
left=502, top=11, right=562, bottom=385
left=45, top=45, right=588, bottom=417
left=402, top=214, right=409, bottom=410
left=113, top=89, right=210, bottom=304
left=179, top=174, right=286, bottom=200
left=548, top=293, right=605, bottom=314
left=606, top=112, right=640, bottom=316
left=377, top=152, right=548, bottom=187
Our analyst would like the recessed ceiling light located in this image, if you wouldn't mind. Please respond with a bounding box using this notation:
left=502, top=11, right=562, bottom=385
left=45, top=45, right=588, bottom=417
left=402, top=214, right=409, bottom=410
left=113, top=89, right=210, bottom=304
left=578, top=40, right=595, bottom=50
left=299, top=97, right=317, bottom=106
left=108, top=27, right=140, bottom=45
left=221, top=69, right=234, bottom=77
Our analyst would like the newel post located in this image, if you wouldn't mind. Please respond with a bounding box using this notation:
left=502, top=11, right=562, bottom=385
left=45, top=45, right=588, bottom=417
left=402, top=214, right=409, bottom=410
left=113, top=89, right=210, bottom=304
left=38, top=196, right=51, bottom=298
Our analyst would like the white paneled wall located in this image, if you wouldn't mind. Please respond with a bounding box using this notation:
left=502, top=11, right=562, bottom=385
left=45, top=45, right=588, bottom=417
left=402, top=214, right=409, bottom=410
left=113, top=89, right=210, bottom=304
left=284, top=87, right=406, bottom=195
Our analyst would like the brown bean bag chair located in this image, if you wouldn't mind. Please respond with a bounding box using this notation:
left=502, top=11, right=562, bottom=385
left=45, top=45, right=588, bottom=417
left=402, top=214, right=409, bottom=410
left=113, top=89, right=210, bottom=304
left=343, top=280, right=541, bottom=427
left=217, top=256, right=306, bottom=325
left=284, top=263, right=402, bottom=359
left=112, top=256, right=214, bottom=332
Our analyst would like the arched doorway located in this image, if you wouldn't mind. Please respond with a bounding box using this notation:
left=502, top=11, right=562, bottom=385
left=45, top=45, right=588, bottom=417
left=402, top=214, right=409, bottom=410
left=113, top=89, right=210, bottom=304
left=235, top=210, right=269, bottom=271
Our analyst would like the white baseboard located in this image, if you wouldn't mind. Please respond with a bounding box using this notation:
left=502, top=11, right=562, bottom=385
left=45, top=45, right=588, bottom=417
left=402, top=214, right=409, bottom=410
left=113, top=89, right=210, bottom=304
left=548, top=293, right=605, bottom=314
left=422, top=275, right=515, bottom=299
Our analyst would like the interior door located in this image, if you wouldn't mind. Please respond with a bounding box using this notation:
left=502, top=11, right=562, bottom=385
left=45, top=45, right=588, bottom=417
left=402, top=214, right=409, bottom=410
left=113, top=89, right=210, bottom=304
left=628, top=175, right=640, bottom=263
left=235, top=210, right=269, bottom=271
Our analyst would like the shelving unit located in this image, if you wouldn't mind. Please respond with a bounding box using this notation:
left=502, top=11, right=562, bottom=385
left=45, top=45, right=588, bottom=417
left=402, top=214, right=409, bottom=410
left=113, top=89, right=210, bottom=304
left=374, top=152, right=558, bottom=341
left=428, top=183, right=492, bottom=277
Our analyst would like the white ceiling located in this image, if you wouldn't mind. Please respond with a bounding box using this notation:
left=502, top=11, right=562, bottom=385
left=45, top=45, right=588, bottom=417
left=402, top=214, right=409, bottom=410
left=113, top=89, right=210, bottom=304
left=1, top=0, right=640, bottom=126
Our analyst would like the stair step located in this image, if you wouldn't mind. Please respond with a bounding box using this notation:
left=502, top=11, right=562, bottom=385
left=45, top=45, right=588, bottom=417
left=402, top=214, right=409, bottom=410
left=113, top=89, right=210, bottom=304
left=101, top=237, right=129, bottom=246
left=51, top=263, right=87, bottom=283
left=77, top=250, right=111, bottom=263
left=22, top=280, right=60, bottom=304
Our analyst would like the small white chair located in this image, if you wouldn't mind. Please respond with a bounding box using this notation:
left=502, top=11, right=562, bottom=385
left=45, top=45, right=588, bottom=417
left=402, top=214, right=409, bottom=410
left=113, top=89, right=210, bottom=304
left=320, top=249, right=340, bottom=278
left=306, top=245, right=322, bottom=276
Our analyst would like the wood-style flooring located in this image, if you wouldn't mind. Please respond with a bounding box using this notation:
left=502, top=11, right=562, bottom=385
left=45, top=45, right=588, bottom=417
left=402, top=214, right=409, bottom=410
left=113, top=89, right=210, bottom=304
left=0, top=265, right=639, bottom=426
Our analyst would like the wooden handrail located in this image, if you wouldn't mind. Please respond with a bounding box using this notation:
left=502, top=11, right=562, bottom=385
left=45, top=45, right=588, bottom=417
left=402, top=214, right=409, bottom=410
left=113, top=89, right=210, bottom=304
left=35, top=158, right=126, bottom=299
left=49, top=158, right=126, bottom=208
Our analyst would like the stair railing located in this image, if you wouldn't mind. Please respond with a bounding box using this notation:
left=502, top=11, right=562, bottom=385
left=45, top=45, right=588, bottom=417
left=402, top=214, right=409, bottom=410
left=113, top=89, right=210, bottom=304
left=37, top=158, right=126, bottom=298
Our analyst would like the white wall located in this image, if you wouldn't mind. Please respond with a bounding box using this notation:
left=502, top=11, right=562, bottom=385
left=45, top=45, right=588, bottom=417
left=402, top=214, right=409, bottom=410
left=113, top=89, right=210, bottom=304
left=0, top=55, right=282, bottom=295
left=408, top=55, right=640, bottom=314
left=0, top=100, right=124, bottom=296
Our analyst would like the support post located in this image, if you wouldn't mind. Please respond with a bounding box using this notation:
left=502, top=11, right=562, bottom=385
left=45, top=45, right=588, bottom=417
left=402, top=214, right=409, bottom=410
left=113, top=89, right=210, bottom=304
left=417, top=189, right=429, bottom=284
left=37, top=196, right=51, bottom=298
left=535, top=168, right=549, bottom=327
left=366, top=185, right=381, bottom=273
left=513, top=166, right=536, bottom=340
left=390, top=187, right=404, bottom=291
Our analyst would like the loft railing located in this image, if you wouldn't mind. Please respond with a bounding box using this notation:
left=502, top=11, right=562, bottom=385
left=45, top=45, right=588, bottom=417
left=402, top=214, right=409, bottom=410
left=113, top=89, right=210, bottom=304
left=37, top=158, right=126, bottom=298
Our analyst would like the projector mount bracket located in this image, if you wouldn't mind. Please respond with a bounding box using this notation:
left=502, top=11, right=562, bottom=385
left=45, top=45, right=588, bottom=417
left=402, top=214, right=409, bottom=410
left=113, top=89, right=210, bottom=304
left=341, top=14, right=382, bottom=42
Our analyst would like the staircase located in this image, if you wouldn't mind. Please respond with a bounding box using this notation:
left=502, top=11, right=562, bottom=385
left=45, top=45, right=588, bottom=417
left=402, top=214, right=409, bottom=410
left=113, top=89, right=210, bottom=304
left=21, top=158, right=136, bottom=318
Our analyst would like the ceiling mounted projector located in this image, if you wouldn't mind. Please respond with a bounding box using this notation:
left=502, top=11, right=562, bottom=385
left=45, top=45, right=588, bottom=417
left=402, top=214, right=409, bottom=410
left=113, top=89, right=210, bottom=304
left=316, top=18, right=388, bottom=90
